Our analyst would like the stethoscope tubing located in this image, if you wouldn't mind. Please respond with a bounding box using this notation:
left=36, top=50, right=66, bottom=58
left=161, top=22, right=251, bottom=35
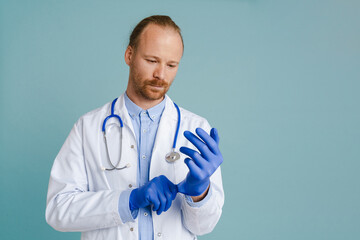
left=102, top=98, right=123, bottom=132
left=102, top=97, right=181, bottom=170
left=172, top=102, right=181, bottom=149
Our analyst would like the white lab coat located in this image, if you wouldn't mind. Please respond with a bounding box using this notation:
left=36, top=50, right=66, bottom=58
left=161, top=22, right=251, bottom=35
left=46, top=94, right=224, bottom=240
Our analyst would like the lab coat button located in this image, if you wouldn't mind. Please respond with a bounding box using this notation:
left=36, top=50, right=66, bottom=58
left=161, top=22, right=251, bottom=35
left=128, top=184, right=132, bottom=188
left=130, top=145, right=134, bottom=149
left=130, top=227, right=134, bottom=231
left=157, top=232, right=162, bottom=237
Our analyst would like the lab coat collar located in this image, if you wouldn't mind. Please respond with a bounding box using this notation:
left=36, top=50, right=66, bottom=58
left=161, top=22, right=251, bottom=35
left=158, top=94, right=178, bottom=122
left=113, top=93, right=178, bottom=136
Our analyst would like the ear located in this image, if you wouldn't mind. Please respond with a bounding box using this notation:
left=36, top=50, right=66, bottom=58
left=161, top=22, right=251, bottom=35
left=124, top=45, right=134, bottom=66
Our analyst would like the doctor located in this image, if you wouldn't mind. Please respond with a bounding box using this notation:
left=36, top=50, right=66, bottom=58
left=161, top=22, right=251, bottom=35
left=46, top=15, right=224, bottom=240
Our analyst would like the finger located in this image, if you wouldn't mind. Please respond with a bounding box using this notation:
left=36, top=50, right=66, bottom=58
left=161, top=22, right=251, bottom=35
left=210, top=128, right=220, bottom=145
left=156, top=190, right=167, bottom=215
left=163, top=188, right=173, bottom=212
left=164, top=179, right=177, bottom=200
left=180, top=147, right=208, bottom=169
left=159, top=175, right=177, bottom=200
left=147, top=188, right=160, bottom=212
left=183, top=131, right=212, bottom=159
left=184, top=157, right=203, bottom=178
left=196, top=128, right=219, bottom=155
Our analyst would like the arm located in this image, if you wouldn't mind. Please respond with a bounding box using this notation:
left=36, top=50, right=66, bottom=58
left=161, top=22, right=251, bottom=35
left=181, top=168, right=224, bottom=235
left=46, top=120, right=178, bottom=232
left=178, top=127, right=225, bottom=235
left=45, top=120, right=124, bottom=232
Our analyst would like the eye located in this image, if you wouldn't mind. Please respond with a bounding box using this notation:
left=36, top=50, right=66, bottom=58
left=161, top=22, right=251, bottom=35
left=168, top=64, right=177, bottom=68
left=146, top=59, right=157, bottom=63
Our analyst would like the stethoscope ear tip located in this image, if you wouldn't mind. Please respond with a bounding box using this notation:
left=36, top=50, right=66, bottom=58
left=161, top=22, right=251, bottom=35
left=101, top=166, right=106, bottom=171
left=126, top=163, right=131, bottom=168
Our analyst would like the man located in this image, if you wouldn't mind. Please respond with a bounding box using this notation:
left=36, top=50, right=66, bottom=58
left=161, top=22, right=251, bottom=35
left=46, top=15, right=224, bottom=240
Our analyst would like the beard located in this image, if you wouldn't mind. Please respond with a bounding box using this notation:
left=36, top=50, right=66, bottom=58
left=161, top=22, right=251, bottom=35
left=132, top=77, right=171, bottom=101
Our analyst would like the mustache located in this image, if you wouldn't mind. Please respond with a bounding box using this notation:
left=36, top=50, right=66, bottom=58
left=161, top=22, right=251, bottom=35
left=144, top=79, right=168, bottom=87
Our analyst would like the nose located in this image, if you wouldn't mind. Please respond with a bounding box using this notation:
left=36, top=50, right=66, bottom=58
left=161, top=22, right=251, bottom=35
left=153, top=64, right=165, bottom=80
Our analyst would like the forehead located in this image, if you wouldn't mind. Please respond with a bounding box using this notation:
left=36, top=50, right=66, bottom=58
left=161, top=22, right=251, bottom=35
left=136, top=24, right=183, bottom=60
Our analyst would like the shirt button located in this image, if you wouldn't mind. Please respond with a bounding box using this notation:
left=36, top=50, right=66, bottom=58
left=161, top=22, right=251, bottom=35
left=128, top=184, right=132, bottom=188
left=144, top=212, right=148, bottom=216
left=157, top=232, right=162, bottom=237
left=142, top=155, right=146, bottom=159
left=143, top=129, right=147, bottom=133
left=130, top=227, right=134, bottom=231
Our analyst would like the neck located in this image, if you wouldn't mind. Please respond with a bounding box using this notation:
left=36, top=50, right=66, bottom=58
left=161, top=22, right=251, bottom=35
left=125, top=90, right=165, bottom=110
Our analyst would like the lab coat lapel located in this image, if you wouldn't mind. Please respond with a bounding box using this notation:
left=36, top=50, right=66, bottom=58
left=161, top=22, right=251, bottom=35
left=150, top=95, right=178, bottom=182
left=114, top=94, right=136, bottom=140
left=98, top=94, right=138, bottom=190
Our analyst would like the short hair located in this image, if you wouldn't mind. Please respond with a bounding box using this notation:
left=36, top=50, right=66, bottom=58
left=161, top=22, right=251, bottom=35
left=129, top=15, right=184, bottom=51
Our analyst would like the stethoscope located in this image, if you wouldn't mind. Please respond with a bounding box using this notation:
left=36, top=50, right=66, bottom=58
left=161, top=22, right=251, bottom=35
left=101, top=97, right=181, bottom=171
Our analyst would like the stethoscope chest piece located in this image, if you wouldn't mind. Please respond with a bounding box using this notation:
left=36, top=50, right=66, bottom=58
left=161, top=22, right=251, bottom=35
left=165, top=102, right=182, bottom=163
left=165, top=149, right=180, bottom=163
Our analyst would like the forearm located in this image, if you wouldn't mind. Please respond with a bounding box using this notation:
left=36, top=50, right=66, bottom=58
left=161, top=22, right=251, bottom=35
left=46, top=180, right=123, bottom=232
left=181, top=170, right=224, bottom=235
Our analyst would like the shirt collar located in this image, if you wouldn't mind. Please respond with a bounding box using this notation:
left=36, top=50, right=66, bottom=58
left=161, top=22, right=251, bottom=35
left=124, top=92, right=166, bottom=121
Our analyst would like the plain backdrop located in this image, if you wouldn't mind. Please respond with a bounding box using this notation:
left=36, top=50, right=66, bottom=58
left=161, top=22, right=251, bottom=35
left=0, top=0, right=359, bottom=239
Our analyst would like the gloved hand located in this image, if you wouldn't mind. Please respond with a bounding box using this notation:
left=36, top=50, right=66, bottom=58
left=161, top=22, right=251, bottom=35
left=129, top=175, right=177, bottom=215
left=177, top=128, right=223, bottom=196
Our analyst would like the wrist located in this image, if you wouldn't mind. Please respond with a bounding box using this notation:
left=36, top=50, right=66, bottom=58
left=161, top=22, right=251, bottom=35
left=191, top=184, right=210, bottom=202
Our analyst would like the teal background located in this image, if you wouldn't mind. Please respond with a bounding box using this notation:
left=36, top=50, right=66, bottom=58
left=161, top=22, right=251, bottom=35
left=1, top=0, right=359, bottom=239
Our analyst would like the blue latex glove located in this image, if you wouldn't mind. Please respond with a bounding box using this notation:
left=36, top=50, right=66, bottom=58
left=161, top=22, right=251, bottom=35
left=129, top=175, right=177, bottom=215
left=177, top=128, right=223, bottom=196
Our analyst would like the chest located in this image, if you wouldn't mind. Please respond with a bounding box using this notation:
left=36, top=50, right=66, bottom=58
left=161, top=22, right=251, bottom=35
left=82, top=113, right=202, bottom=192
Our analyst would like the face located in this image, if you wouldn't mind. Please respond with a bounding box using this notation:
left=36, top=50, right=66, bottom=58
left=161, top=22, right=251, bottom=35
left=125, top=24, right=183, bottom=105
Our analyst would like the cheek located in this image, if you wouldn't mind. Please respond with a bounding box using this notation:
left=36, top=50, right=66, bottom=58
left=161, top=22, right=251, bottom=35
left=137, top=62, right=155, bottom=77
left=132, top=63, right=145, bottom=78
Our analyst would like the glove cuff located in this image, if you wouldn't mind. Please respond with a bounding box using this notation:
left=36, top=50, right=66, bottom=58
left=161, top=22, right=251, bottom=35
left=129, top=189, right=138, bottom=211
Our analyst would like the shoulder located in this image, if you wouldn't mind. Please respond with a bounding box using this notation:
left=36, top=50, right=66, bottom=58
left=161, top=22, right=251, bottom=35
left=179, top=106, right=206, bottom=121
left=74, top=100, right=112, bottom=128
left=178, top=106, right=212, bottom=131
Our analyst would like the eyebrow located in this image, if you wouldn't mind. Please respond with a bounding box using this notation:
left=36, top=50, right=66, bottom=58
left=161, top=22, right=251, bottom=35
left=144, top=55, right=179, bottom=64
